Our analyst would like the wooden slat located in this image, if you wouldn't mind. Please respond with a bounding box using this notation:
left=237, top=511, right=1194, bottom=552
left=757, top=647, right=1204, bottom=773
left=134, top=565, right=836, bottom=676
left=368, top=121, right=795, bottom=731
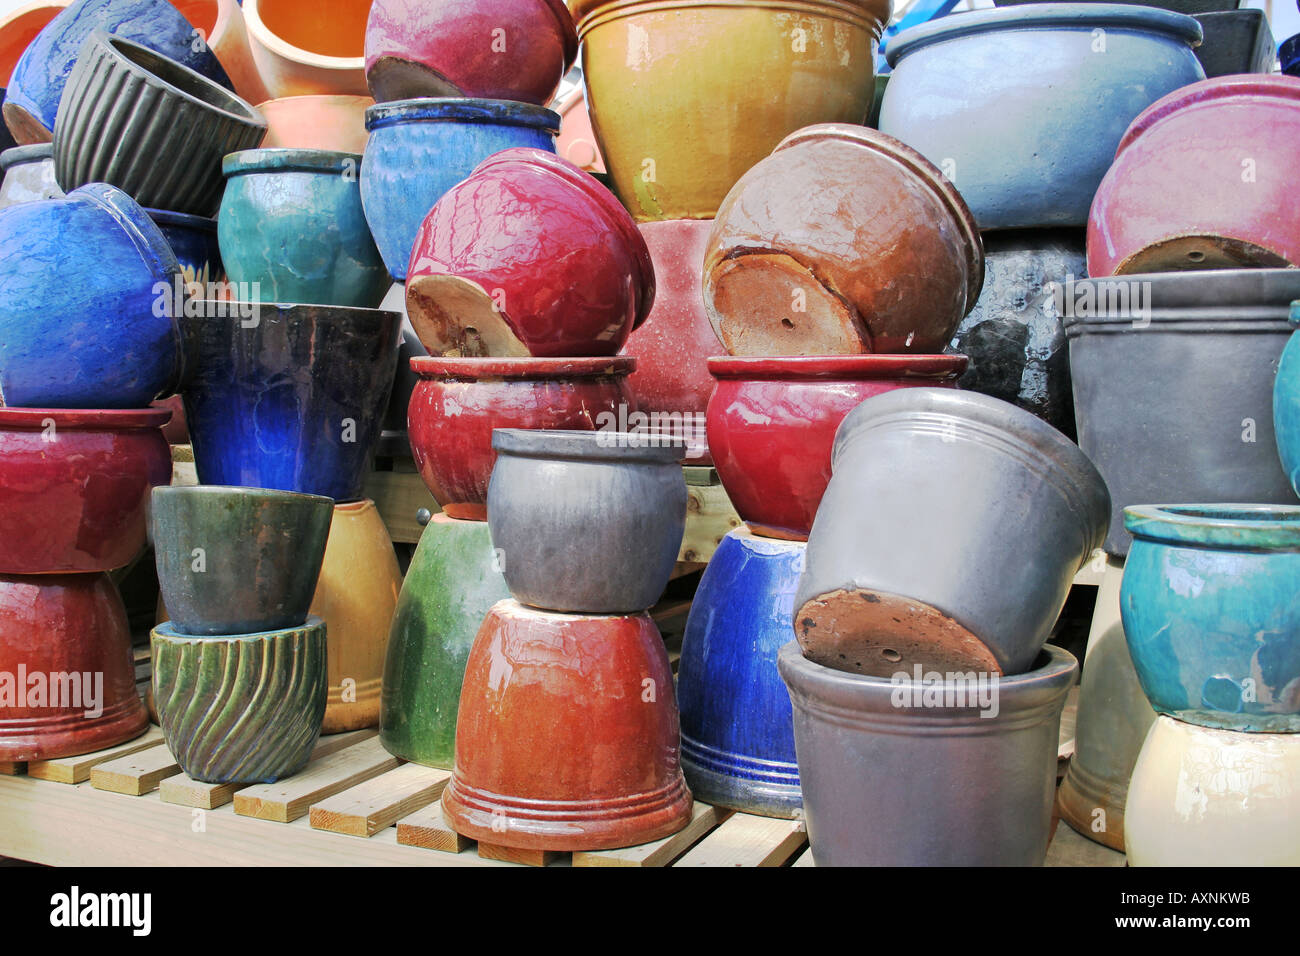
left=309, top=763, right=450, bottom=837
left=680, top=480, right=741, bottom=564
left=89, top=744, right=180, bottom=796
left=396, top=804, right=472, bottom=854
left=28, top=727, right=166, bottom=785
left=674, top=813, right=807, bottom=867
left=233, top=737, right=399, bottom=823
left=365, top=471, right=439, bottom=545
left=573, top=803, right=731, bottom=867
left=477, top=842, right=560, bottom=867
left=0, top=761, right=24, bottom=775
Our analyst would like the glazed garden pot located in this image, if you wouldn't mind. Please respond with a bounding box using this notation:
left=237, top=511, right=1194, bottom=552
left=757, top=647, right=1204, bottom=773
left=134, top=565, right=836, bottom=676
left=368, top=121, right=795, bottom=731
left=795, top=388, right=1109, bottom=678
left=180, top=301, right=402, bottom=502
left=0, top=571, right=148, bottom=761
left=879, top=4, right=1204, bottom=231
left=169, top=0, right=270, bottom=104
left=1191, top=9, right=1277, bottom=77
left=0, top=407, right=170, bottom=574
left=365, top=0, right=576, bottom=105
left=53, top=31, right=267, bottom=217
left=242, top=0, right=370, bottom=98
left=152, top=617, right=327, bottom=783
left=360, top=98, right=559, bottom=281
left=678, top=527, right=803, bottom=817
left=570, top=0, right=889, bottom=222
left=380, top=513, right=510, bottom=768
left=148, top=207, right=222, bottom=286
left=407, top=356, right=634, bottom=520
left=0, top=3, right=68, bottom=88
left=0, top=183, right=184, bottom=408
left=1284, top=33, right=1300, bottom=77
left=257, top=93, right=372, bottom=152
left=406, top=147, right=653, bottom=358
left=1121, top=504, right=1300, bottom=733
left=151, top=485, right=333, bottom=636
left=707, top=355, right=968, bottom=541
left=779, top=641, right=1078, bottom=866
left=1088, top=76, right=1300, bottom=275
left=1274, top=303, right=1300, bottom=496
left=703, top=125, right=983, bottom=356
left=441, top=599, right=692, bottom=851
left=993, top=0, right=1238, bottom=11
left=487, top=428, right=687, bottom=614
left=0, top=142, right=60, bottom=208
left=1065, top=269, right=1299, bottom=556
left=218, top=148, right=388, bottom=308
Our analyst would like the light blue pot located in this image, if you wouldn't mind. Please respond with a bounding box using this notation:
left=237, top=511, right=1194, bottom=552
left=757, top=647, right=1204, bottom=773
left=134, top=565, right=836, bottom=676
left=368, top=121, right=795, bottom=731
left=1272, top=301, right=1300, bottom=497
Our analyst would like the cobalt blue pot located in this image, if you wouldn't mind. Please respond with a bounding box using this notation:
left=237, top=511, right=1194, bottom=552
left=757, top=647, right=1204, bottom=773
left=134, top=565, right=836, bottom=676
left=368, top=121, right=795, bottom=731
left=1282, top=34, right=1300, bottom=77
left=1273, top=301, right=1300, bottom=496
left=147, top=208, right=223, bottom=286
left=677, top=526, right=803, bottom=818
left=360, top=98, right=560, bottom=280
left=1121, top=504, right=1300, bottom=733
left=0, top=183, right=184, bottom=408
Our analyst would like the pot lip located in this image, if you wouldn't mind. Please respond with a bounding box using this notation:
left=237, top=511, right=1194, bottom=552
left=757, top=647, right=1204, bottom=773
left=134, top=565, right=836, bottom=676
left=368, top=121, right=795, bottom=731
left=1124, top=504, right=1300, bottom=550
left=152, top=483, right=334, bottom=508
left=255, top=93, right=375, bottom=110
left=569, top=0, right=890, bottom=40
left=491, top=427, right=686, bottom=462
left=0, top=142, right=51, bottom=171
left=183, top=300, right=401, bottom=324
left=708, top=354, right=969, bottom=381
left=1116, top=75, right=1300, bottom=155
left=69, top=183, right=183, bottom=291
left=152, top=615, right=326, bottom=643
left=145, top=207, right=217, bottom=232
left=222, top=147, right=364, bottom=177
left=364, top=98, right=561, bottom=133
left=243, top=0, right=364, bottom=71
left=410, top=355, right=634, bottom=381
left=0, top=406, right=173, bottom=429
left=1060, top=269, right=1300, bottom=328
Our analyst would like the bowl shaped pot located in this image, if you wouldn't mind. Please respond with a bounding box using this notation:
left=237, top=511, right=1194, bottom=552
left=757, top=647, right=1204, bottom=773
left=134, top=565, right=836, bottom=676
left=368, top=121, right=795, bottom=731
left=0, top=141, right=60, bottom=208
left=242, top=0, right=369, bottom=97
left=169, top=0, right=270, bottom=104
left=147, top=207, right=222, bottom=286
left=257, top=93, right=372, bottom=152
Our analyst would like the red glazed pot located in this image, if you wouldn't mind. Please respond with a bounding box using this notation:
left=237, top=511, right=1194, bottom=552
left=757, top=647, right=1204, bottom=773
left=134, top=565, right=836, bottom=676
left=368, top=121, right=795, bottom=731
left=0, top=407, right=171, bottom=574
left=406, top=147, right=654, bottom=358
left=408, top=355, right=633, bottom=520
left=707, top=355, right=968, bottom=540
left=1088, top=75, right=1300, bottom=275
left=441, top=599, right=692, bottom=851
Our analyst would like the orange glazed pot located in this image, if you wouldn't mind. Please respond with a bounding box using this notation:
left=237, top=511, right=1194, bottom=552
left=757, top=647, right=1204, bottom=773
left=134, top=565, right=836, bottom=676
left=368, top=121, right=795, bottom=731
left=169, top=0, right=269, bottom=104
left=244, top=0, right=370, bottom=97
left=257, top=94, right=372, bottom=152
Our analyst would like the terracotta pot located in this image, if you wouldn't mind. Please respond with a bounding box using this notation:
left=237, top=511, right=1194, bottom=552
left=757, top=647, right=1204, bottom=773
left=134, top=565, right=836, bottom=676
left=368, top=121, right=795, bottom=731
left=0, top=2, right=68, bottom=88
left=257, top=93, right=371, bottom=152
left=407, top=356, right=633, bottom=520
left=407, top=147, right=653, bottom=358
left=169, top=0, right=269, bottom=104
left=1089, top=75, right=1300, bottom=275
left=442, top=599, right=692, bottom=850
left=570, top=0, right=888, bottom=222
left=707, top=355, right=967, bottom=541
left=243, top=0, right=370, bottom=98
left=147, top=208, right=222, bottom=286
left=555, top=84, right=603, bottom=172
left=0, top=142, right=60, bottom=208
left=704, top=125, right=983, bottom=356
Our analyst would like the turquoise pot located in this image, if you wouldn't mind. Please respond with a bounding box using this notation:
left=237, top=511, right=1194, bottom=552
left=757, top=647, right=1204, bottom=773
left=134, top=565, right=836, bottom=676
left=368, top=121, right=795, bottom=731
left=1121, top=504, right=1300, bottom=732
left=1272, top=301, right=1300, bottom=496
left=218, top=149, right=389, bottom=308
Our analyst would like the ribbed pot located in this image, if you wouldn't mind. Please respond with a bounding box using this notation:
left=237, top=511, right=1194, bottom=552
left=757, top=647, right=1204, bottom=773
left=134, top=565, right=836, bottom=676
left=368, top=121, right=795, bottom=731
left=243, top=0, right=370, bottom=98
left=1272, top=303, right=1300, bottom=496
left=0, top=142, right=60, bottom=208
left=147, top=207, right=222, bottom=286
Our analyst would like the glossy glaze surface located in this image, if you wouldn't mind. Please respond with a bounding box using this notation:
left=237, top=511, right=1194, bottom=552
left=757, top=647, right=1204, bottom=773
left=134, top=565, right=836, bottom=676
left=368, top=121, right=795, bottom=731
left=243, top=0, right=370, bottom=97
left=0, top=141, right=60, bottom=208
left=0, top=3, right=67, bottom=89
left=1274, top=307, right=1300, bottom=497
left=256, top=94, right=372, bottom=152
left=148, top=208, right=222, bottom=286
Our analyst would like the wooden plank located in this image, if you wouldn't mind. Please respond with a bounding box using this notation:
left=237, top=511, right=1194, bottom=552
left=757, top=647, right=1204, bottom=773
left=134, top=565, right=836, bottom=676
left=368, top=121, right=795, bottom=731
left=365, top=470, right=440, bottom=545
left=683, top=466, right=721, bottom=486
left=28, top=727, right=166, bottom=785
left=0, top=761, right=24, bottom=775
left=89, top=743, right=180, bottom=796
left=396, top=804, right=473, bottom=854
left=674, top=813, right=807, bottom=867
left=233, top=736, right=399, bottom=823
left=573, top=803, right=731, bottom=867
left=477, top=842, right=561, bottom=867
left=680, top=480, right=741, bottom=564
left=309, top=763, right=450, bottom=837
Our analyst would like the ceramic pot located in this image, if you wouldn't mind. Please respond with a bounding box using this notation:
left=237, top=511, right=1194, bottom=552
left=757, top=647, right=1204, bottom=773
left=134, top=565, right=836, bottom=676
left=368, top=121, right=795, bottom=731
left=0, top=183, right=184, bottom=408
left=407, top=356, right=633, bottom=520
left=218, top=148, right=388, bottom=307
left=1065, top=269, right=1299, bottom=556
left=180, top=301, right=401, bottom=501
left=0, top=571, right=148, bottom=761
left=993, top=0, right=1238, bottom=11
left=703, top=125, right=983, bottom=356
left=53, top=32, right=266, bottom=217
left=0, top=142, right=60, bottom=208
left=0, top=3, right=68, bottom=91
left=442, top=599, right=692, bottom=850
left=168, top=0, right=270, bottom=105
left=242, top=0, right=370, bottom=98
left=678, top=527, right=803, bottom=817
left=1283, top=33, right=1300, bottom=77
left=360, top=98, right=559, bottom=281
left=779, top=641, right=1078, bottom=866
left=879, top=4, right=1204, bottom=231
left=707, top=355, right=968, bottom=541
left=1275, top=304, right=1300, bottom=496
left=406, top=147, right=652, bottom=357
left=257, top=93, right=371, bottom=152
left=1121, top=504, right=1300, bottom=733
left=1089, top=75, right=1300, bottom=275
left=571, top=0, right=889, bottom=222
left=365, top=0, right=575, bottom=105
left=555, top=84, right=603, bottom=172
left=1192, top=9, right=1277, bottom=77
left=153, top=394, right=189, bottom=444
left=308, top=499, right=401, bottom=734
left=147, top=208, right=222, bottom=286
left=795, top=388, right=1109, bottom=678
left=380, top=513, right=510, bottom=768
left=152, top=617, right=327, bottom=782
left=487, top=428, right=687, bottom=613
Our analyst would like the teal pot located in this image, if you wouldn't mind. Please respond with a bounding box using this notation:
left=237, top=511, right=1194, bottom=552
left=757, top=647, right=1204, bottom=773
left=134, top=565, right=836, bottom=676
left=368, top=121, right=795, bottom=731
left=1271, top=300, right=1300, bottom=497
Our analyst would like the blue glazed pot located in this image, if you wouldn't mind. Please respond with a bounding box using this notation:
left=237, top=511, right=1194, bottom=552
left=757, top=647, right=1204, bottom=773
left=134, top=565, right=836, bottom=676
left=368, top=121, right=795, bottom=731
left=219, top=149, right=388, bottom=308
left=677, top=527, right=803, bottom=818
left=147, top=208, right=222, bottom=286
left=1282, top=34, right=1300, bottom=77
left=1121, top=504, right=1300, bottom=732
left=1273, top=301, right=1300, bottom=495
left=0, top=183, right=184, bottom=408
left=360, top=98, right=559, bottom=280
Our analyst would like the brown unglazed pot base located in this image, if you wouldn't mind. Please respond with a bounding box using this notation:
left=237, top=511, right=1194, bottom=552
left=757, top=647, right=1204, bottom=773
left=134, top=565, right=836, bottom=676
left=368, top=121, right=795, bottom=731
left=1057, top=756, right=1127, bottom=852
left=745, top=522, right=809, bottom=543
left=366, top=56, right=461, bottom=104
left=1, top=102, right=52, bottom=146
left=322, top=678, right=381, bottom=734
left=442, top=502, right=487, bottom=522
left=407, top=274, right=529, bottom=357
left=1116, top=234, right=1294, bottom=274
left=0, top=696, right=148, bottom=762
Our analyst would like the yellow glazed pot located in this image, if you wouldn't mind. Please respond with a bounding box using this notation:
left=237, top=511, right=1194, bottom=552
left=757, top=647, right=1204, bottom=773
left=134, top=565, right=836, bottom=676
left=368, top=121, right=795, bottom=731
left=169, top=0, right=270, bottom=105
left=570, top=0, right=889, bottom=222
left=244, top=0, right=371, bottom=98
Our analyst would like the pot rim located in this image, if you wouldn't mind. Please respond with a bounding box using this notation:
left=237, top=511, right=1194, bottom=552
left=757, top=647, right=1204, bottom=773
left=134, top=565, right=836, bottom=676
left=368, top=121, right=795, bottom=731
left=1117, top=75, right=1300, bottom=157
left=146, top=207, right=217, bottom=232
left=70, top=184, right=183, bottom=287
left=492, top=427, right=686, bottom=462
left=0, top=142, right=51, bottom=171
left=411, top=355, right=634, bottom=380
left=0, top=407, right=172, bottom=429
left=255, top=93, right=374, bottom=109
left=707, top=354, right=969, bottom=381
left=570, top=0, right=890, bottom=41
left=152, top=483, right=334, bottom=507
left=1124, top=503, right=1300, bottom=551
left=1060, top=269, right=1300, bottom=330
left=152, top=614, right=326, bottom=643
left=364, top=98, right=561, bottom=133
left=222, top=147, right=364, bottom=176
left=243, top=0, right=364, bottom=70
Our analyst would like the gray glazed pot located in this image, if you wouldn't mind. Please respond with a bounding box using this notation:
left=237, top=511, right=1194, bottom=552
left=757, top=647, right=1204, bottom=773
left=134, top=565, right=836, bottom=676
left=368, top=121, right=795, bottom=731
left=794, top=388, right=1108, bottom=678
left=1192, top=9, right=1277, bottom=77
left=778, top=641, right=1078, bottom=866
left=487, top=429, right=687, bottom=613
left=0, top=144, right=62, bottom=209
left=1064, top=268, right=1299, bottom=556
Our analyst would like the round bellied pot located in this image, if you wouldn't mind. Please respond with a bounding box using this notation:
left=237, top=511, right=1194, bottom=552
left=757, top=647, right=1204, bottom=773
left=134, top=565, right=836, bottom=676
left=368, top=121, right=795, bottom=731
left=703, top=125, right=984, bottom=356
left=1274, top=301, right=1300, bottom=496
left=707, top=355, right=968, bottom=541
left=151, top=485, right=333, bottom=637
left=406, top=147, right=653, bottom=357
left=256, top=94, right=372, bottom=152
left=408, top=356, right=634, bottom=520
left=0, top=183, right=183, bottom=408
left=1121, top=504, right=1300, bottom=733
left=168, top=0, right=270, bottom=105
left=1065, top=269, right=1299, bottom=556
left=242, top=0, right=370, bottom=98
left=180, top=301, right=402, bottom=502
left=570, top=0, right=889, bottom=222
left=380, top=513, right=511, bottom=768
left=779, top=641, right=1078, bottom=866
left=360, top=98, right=559, bottom=281
left=0, top=142, right=60, bottom=208
left=879, top=4, right=1204, bottom=231
left=152, top=617, right=327, bottom=783
left=218, top=148, right=388, bottom=308
left=147, top=208, right=222, bottom=286
left=442, top=599, right=692, bottom=851
left=487, top=429, right=686, bottom=614
left=0, top=3, right=69, bottom=97
left=795, top=388, right=1109, bottom=678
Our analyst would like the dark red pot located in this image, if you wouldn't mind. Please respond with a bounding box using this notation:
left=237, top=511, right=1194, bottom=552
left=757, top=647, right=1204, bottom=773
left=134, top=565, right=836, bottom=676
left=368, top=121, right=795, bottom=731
left=0, top=407, right=172, bottom=574
left=707, top=355, right=968, bottom=540
left=407, top=356, right=634, bottom=520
